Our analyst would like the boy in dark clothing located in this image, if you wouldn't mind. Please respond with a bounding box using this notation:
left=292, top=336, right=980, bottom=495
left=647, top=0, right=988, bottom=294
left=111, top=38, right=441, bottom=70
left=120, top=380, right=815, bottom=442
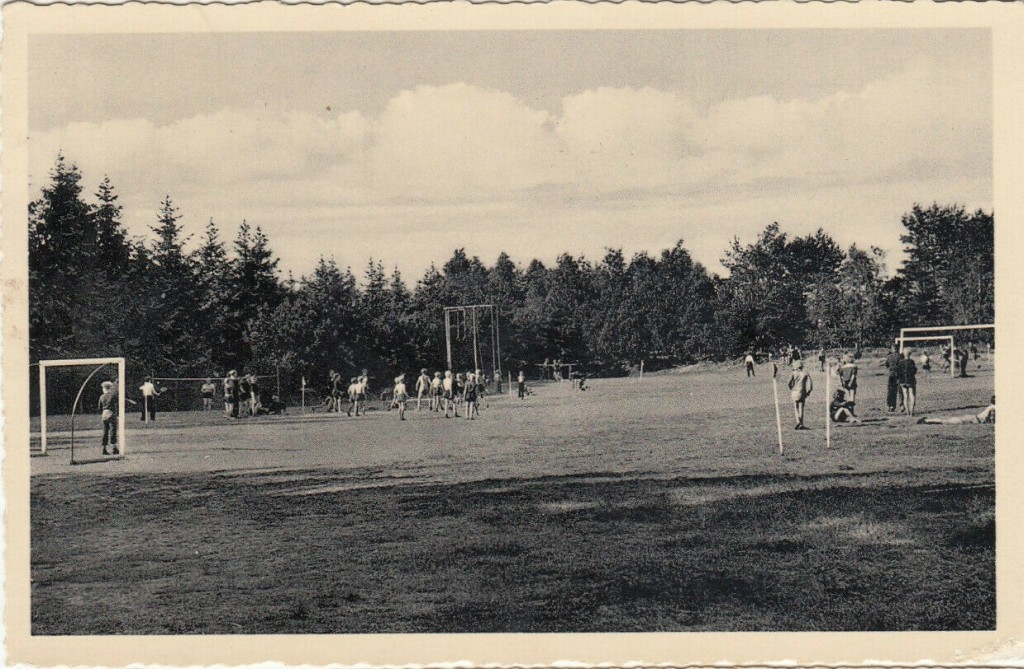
left=98, top=381, right=120, bottom=455
left=884, top=345, right=902, bottom=412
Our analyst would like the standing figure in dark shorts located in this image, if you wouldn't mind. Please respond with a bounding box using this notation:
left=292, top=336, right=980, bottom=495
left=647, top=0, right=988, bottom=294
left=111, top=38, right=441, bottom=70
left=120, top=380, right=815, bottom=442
left=517, top=370, right=527, bottom=399
left=98, top=381, right=120, bottom=455
left=884, top=345, right=902, bottom=413
left=895, top=351, right=918, bottom=417
left=201, top=378, right=217, bottom=411
left=744, top=352, right=756, bottom=377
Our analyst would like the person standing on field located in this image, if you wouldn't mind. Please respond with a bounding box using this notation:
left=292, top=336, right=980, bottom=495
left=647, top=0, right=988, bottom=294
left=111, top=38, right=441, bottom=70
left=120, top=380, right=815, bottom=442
left=744, top=352, right=756, bottom=377
left=788, top=360, right=813, bottom=430
left=818, top=348, right=826, bottom=372
left=464, top=372, right=479, bottom=420
left=99, top=381, right=120, bottom=455
left=201, top=378, right=217, bottom=412
left=224, top=370, right=240, bottom=419
left=884, top=344, right=902, bottom=413
left=415, top=369, right=431, bottom=411
left=517, top=370, right=527, bottom=399
left=838, top=353, right=859, bottom=404
left=442, top=370, right=459, bottom=418
left=139, top=376, right=160, bottom=422
left=919, top=350, right=931, bottom=375
left=430, top=372, right=443, bottom=412
left=895, top=351, right=918, bottom=417
left=393, top=374, right=409, bottom=421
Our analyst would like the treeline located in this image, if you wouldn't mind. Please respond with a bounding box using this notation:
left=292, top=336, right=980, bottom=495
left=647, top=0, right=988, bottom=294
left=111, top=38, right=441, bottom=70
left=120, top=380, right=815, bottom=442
left=30, top=155, right=994, bottom=403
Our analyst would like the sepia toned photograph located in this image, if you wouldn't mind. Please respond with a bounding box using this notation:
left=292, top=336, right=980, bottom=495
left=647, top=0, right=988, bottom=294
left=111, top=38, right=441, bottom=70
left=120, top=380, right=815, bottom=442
left=4, top=3, right=1023, bottom=666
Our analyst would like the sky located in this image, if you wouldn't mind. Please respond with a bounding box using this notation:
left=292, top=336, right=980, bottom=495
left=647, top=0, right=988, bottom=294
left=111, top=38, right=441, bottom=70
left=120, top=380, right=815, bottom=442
left=28, top=29, right=992, bottom=282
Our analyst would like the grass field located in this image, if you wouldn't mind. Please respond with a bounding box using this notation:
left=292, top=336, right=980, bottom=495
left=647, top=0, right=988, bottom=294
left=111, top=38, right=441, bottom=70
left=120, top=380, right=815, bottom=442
left=30, top=357, right=995, bottom=633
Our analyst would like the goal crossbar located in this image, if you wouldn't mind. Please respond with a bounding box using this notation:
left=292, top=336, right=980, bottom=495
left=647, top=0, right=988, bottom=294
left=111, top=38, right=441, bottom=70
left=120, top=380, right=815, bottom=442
left=38, top=357, right=126, bottom=457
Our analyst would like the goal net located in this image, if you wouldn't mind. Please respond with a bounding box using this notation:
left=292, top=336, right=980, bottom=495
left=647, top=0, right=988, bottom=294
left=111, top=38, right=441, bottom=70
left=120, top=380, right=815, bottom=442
left=897, top=324, right=994, bottom=378
left=32, top=358, right=126, bottom=459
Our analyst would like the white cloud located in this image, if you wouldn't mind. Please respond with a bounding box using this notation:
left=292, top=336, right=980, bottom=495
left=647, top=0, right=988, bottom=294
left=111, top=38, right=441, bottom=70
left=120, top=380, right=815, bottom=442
left=29, top=60, right=990, bottom=277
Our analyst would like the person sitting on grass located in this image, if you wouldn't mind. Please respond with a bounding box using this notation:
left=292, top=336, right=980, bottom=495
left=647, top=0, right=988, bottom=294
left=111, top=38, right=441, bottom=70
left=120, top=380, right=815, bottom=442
left=787, top=360, right=813, bottom=430
left=918, top=395, right=995, bottom=425
left=830, top=389, right=861, bottom=424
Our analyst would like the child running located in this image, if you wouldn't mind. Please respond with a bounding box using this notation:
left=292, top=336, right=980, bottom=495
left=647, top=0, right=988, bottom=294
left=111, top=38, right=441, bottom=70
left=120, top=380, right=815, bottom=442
left=787, top=360, right=813, bottom=430
left=393, top=374, right=408, bottom=420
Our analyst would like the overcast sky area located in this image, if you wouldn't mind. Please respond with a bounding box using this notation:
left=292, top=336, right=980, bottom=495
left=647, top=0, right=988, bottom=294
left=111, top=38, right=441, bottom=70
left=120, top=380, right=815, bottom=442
left=29, top=30, right=992, bottom=282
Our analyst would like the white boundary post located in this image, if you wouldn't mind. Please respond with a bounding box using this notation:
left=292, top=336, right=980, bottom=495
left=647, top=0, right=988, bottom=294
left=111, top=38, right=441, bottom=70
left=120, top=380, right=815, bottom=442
left=118, top=359, right=127, bottom=457
left=825, top=362, right=831, bottom=450
left=39, top=364, right=48, bottom=455
left=772, top=373, right=784, bottom=456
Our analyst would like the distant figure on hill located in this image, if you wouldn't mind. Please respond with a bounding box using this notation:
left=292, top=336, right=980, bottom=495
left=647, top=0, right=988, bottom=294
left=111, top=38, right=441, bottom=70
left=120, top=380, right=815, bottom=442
left=787, top=360, right=813, bottom=430
left=918, top=396, right=995, bottom=425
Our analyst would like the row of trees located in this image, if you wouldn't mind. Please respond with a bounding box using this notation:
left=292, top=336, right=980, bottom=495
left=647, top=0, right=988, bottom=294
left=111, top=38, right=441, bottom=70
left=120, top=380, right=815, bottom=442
left=29, top=155, right=994, bottom=404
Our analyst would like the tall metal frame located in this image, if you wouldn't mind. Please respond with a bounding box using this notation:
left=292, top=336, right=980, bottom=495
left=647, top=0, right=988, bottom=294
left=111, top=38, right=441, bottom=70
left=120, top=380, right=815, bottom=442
left=444, top=304, right=500, bottom=374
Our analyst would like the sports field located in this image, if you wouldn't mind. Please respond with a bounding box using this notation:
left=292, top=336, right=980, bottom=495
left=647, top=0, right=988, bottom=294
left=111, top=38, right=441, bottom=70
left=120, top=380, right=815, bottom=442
left=30, top=357, right=995, bottom=633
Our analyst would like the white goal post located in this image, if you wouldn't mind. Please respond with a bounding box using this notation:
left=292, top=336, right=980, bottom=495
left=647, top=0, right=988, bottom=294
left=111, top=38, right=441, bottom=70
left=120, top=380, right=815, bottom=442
left=38, top=357, right=126, bottom=456
left=896, top=324, right=994, bottom=379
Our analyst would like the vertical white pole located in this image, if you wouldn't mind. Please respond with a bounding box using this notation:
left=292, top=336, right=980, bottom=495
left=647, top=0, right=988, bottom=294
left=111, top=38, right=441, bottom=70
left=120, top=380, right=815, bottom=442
left=825, top=363, right=831, bottom=450
left=118, top=359, right=127, bottom=457
left=508, top=371, right=513, bottom=396
left=639, top=361, right=644, bottom=381
left=772, top=375, right=784, bottom=456
left=39, top=363, right=47, bottom=455
left=444, top=309, right=452, bottom=371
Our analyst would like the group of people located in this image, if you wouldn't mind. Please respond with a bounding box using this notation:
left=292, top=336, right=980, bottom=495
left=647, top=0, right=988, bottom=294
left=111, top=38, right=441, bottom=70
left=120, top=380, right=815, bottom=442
left=396, top=368, right=488, bottom=420
left=778, top=340, right=990, bottom=431
left=221, top=371, right=284, bottom=418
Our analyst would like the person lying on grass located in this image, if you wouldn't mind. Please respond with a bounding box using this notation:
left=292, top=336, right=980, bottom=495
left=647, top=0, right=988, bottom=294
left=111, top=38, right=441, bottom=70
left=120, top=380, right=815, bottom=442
left=917, top=396, right=995, bottom=425
left=829, top=389, right=861, bottom=424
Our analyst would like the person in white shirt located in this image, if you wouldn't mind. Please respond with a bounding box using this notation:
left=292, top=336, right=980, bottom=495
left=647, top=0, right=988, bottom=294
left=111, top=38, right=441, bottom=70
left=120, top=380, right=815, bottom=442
left=744, top=352, right=756, bottom=378
left=139, top=377, right=161, bottom=422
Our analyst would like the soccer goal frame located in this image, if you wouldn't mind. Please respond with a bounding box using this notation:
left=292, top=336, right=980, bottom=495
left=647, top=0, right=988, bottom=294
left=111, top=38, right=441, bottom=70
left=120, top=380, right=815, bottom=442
left=896, top=324, right=994, bottom=378
left=38, top=357, right=126, bottom=457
